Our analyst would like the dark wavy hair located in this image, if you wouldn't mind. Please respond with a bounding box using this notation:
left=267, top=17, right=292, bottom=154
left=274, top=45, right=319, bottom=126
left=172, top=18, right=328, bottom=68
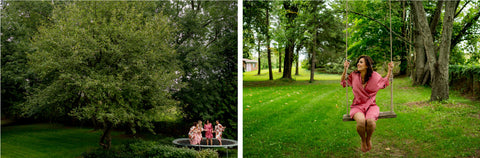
left=355, top=55, right=374, bottom=84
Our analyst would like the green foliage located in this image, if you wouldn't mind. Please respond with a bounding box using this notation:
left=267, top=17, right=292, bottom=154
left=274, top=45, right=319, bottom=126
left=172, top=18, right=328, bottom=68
left=82, top=140, right=199, bottom=158
left=22, top=2, right=183, bottom=133
left=170, top=1, right=238, bottom=139
left=342, top=1, right=404, bottom=64
left=196, top=149, right=219, bottom=158
left=244, top=68, right=340, bottom=82
left=1, top=1, right=55, bottom=117
left=449, top=64, right=480, bottom=81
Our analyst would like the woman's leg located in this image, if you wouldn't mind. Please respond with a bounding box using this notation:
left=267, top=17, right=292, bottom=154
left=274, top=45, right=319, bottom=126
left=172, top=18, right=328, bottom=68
left=365, top=105, right=379, bottom=151
left=353, top=112, right=367, bottom=152
left=366, top=118, right=376, bottom=151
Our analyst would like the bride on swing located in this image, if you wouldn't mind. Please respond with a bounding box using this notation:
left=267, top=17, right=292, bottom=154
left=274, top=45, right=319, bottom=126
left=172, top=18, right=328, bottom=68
left=341, top=55, right=394, bottom=152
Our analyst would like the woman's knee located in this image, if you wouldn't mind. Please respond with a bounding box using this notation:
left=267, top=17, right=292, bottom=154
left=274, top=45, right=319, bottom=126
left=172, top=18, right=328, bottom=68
left=356, top=119, right=366, bottom=128
left=366, top=119, right=376, bottom=128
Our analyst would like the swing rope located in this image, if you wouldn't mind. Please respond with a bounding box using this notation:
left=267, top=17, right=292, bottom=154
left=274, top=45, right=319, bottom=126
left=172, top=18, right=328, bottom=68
left=343, top=0, right=396, bottom=121
left=345, top=0, right=349, bottom=116
left=389, top=0, right=394, bottom=113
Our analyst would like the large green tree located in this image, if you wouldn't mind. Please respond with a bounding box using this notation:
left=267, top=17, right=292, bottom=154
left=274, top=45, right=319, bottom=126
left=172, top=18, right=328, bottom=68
left=412, top=1, right=456, bottom=101
left=168, top=0, right=238, bottom=139
left=22, top=2, right=183, bottom=149
left=244, top=1, right=273, bottom=80
left=1, top=2, right=56, bottom=118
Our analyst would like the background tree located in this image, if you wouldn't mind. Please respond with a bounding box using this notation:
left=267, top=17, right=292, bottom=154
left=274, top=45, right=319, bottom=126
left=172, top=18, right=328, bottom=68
left=169, top=0, right=238, bottom=139
left=1, top=2, right=56, bottom=119
left=412, top=1, right=456, bottom=101
left=281, top=1, right=299, bottom=79
left=244, top=1, right=273, bottom=80
left=22, top=2, right=183, bottom=149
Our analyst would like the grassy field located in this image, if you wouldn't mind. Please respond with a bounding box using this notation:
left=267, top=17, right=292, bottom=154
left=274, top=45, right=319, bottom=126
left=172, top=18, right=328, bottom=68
left=1, top=123, right=236, bottom=158
left=243, top=69, right=480, bottom=157
left=1, top=123, right=132, bottom=158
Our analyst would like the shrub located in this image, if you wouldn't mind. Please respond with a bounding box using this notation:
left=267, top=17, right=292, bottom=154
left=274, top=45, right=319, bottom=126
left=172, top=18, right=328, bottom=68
left=82, top=140, right=202, bottom=158
left=196, top=149, right=219, bottom=158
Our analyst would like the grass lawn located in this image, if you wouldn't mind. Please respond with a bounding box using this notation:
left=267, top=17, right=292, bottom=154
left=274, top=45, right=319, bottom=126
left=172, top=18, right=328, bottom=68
left=1, top=123, right=236, bottom=158
left=1, top=123, right=132, bottom=158
left=243, top=69, right=480, bottom=157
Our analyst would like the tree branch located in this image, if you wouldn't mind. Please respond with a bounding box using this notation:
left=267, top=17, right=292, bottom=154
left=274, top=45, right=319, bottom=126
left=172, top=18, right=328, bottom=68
left=451, top=8, right=480, bottom=49
left=454, top=0, right=470, bottom=18
left=429, top=1, right=443, bottom=38
left=346, top=10, right=413, bottom=46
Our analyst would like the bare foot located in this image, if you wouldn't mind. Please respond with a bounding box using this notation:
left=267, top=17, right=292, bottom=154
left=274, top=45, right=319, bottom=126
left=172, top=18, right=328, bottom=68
left=361, top=141, right=368, bottom=152
left=366, top=140, right=372, bottom=151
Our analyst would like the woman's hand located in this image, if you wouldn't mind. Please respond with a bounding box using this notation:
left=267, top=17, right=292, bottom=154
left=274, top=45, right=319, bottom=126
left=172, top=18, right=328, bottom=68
left=344, top=60, right=350, bottom=69
left=388, top=61, right=394, bottom=72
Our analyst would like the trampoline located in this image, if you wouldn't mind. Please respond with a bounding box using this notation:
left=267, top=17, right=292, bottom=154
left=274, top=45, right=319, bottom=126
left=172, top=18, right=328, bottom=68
left=172, top=138, right=237, bottom=157
left=172, top=138, right=237, bottom=148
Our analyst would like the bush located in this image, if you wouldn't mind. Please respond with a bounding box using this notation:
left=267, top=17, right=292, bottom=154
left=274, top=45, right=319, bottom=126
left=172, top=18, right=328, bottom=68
left=196, top=149, right=219, bottom=158
left=82, top=140, right=204, bottom=158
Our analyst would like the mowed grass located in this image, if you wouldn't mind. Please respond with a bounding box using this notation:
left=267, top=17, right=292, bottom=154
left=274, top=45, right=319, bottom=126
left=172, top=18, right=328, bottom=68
left=243, top=69, right=480, bottom=157
left=1, top=123, right=131, bottom=158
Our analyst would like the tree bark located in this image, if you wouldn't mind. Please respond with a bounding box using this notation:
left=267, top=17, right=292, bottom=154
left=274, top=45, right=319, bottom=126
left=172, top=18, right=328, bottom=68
left=283, top=41, right=294, bottom=79
left=429, top=1, right=443, bottom=38
left=266, top=7, right=273, bottom=80
left=411, top=3, right=427, bottom=86
left=257, top=36, right=261, bottom=75
left=431, top=1, right=455, bottom=101
left=310, top=9, right=317, bottom=83
left=99, top=122, right=113, bottom=150
left=282, top=2, right=297, bottom=79
left=413, top=1, right=456, bottom=101
left=413, top=1, right=436, bottom=88
left=279, top=48, right=282, bottom=72
left=295, top=44, right=301, bottom=75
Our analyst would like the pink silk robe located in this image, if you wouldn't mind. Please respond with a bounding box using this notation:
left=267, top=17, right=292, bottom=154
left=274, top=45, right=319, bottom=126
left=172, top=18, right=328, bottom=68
left=341, top=71, right=389, bottom=120
left=214, top=124, right=225, bottom=142
left=204, top=123, right=213, bottom=139
left=194, top=126, right=203, bottom=145
left=188, top=126, right=196, bottom=145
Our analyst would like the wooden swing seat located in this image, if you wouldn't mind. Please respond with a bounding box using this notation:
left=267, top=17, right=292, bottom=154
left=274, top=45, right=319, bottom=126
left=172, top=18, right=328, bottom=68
left=342, top=111, right=397, bottom=122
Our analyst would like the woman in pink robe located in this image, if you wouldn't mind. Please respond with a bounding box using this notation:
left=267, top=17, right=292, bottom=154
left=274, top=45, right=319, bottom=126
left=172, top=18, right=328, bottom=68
left=214, top=120, right=226, bottom=145
left=203, top=120, right=213, bottom=145
left=188, top=122, right=197, bottom=145
left=341, top=55, right=393, bottom=152
left=194, top=120, right=203, bottom=145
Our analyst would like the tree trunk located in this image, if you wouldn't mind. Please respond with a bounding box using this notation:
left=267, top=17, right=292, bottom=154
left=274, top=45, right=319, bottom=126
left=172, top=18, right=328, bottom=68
left=282, top=2, right=297, bottom=79
left=431, top=1, right=455, bottom=101
left=283, top=41, right=294, bottom=79
left=429, top=1, right=443, bottom=38
left=310, top=22, right=317, bottom=83
left=266, top=8, right=273, bottom=80
left=279, top=49, right=282, bottom=73
left=257, top=36, right=261, bottom=75
left=414, top=2, right=436, bottom=84
left=413, top=1, right=456, bottom=101
left=401, top=1, right=409, bottom=76
left=411, top=3, right=427, bottom=86
left=295, top=45, right=300, bottom=75
left=99, top=122, right=113, bottom=150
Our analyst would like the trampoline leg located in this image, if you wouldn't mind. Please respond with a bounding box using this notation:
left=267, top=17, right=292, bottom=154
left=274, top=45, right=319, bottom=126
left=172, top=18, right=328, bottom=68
left=226, top=147, right=228, bottom=158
